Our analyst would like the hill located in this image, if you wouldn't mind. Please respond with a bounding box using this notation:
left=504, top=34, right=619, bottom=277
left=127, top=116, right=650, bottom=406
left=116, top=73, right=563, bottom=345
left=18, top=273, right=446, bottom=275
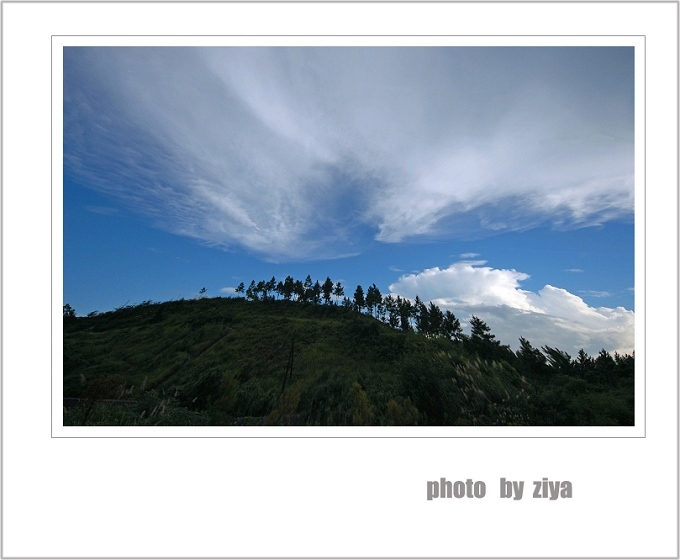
left=63, top=296, right=634, bottom=426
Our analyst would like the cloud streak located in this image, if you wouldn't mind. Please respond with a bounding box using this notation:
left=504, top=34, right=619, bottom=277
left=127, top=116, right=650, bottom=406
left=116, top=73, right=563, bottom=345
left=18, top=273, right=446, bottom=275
left=388, top=262, right=634, bottom=355
left=64, top=46, right=634, bottom=261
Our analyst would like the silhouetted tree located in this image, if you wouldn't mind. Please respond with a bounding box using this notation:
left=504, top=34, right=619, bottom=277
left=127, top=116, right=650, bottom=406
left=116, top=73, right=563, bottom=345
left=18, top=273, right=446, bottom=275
left=235, top=282, right=245, bottom=297
left=397, top=296, right=414, bottom=332
left=517, top=337, right=548, bottom=379
left=470, top=315, right=495, bottom=342
left=312, top=280, right=322, bottom=305
left=256, top=280, right=267, bottom=300
left=293, top=279, right=305, bottom=302
left=613, top=351, right=635, bottom=383
left=282, top=276, right=295, bottom=300
left=575, top=349, right=593, bottom=379
left=322, top=277, right=334, bottom=305
left=466, top=316, right=513, bottom=361
left=246, top=280, right=258, bottom=301
left=442, top=310, right=462, bottom=341
left=266, top=277, right=277, bottom=299
left=303, top=275, right=314, bottom=303
left=595, top=349, right=616, bottom=386
left=414, top=296, right=428, bottom=334
left=383, top=295, right=400, bottom=328
left=542, top=346, right=573, bottom=375
left=333, top=281, right=345, bottom=304
left=365, top=284, right=383, bottom=317
left=427, top=302, right=444, bottom=336
left=353, top=285, right=366, bottom=312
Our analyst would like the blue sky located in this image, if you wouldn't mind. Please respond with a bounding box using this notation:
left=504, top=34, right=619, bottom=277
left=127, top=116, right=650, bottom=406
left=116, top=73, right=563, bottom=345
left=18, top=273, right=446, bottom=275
left=63, top=46, right=635, bottom=355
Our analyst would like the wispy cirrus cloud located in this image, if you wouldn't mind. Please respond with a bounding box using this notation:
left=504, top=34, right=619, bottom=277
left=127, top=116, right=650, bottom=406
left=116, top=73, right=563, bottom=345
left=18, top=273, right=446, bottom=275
left=579, top=290, right=612, bottom=298
left=64, top=47, right=634, bottom=261
left=388, top=262, right=634, bottom=355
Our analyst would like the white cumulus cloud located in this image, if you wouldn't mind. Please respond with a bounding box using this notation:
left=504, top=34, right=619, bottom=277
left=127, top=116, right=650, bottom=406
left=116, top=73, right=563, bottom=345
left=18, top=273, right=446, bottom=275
left=388, top=262, right=634, bottom=355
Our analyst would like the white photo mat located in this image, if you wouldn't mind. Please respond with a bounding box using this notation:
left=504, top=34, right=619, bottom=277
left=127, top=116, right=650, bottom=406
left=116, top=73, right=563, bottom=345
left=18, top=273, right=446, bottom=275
left=2, top=1, right=677, bottom=557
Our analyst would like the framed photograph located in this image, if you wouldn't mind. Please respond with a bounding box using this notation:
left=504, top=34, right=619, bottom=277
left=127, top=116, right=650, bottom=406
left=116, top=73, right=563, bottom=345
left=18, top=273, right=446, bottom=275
left=56, top=37, right=642, bottom=438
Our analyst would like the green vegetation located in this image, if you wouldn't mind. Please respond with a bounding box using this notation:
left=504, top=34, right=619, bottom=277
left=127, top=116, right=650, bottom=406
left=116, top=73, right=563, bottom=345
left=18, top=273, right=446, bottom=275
left=63, top=277, right=634, bottom=427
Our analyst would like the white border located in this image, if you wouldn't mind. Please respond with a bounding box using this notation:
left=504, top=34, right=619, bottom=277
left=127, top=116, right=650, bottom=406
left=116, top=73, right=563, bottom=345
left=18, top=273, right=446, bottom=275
left=3, top=2, right=676, bottom=558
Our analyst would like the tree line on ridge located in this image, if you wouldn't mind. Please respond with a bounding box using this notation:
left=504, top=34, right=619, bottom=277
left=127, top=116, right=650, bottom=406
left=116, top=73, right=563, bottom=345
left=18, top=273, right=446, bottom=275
left=233, top=274, right=634, bottom=383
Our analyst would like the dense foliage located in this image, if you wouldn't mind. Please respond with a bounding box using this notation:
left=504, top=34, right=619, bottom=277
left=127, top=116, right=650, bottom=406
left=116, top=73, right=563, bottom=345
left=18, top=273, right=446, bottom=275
left=63, top=276, right=634, bottom=426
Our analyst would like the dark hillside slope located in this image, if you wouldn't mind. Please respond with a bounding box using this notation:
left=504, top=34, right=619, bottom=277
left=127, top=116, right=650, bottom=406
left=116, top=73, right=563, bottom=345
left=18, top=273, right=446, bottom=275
left=63, top=297, right=633, bottom=426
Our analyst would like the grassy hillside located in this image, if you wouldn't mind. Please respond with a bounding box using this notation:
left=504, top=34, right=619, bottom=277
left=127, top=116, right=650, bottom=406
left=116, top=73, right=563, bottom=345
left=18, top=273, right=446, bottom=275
left=63, top=297, right=634, bottom=426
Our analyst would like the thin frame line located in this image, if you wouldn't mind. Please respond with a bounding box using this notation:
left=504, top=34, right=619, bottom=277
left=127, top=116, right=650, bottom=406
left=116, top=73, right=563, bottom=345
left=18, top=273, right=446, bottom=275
left=53, top=35, right=645, bottom=439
